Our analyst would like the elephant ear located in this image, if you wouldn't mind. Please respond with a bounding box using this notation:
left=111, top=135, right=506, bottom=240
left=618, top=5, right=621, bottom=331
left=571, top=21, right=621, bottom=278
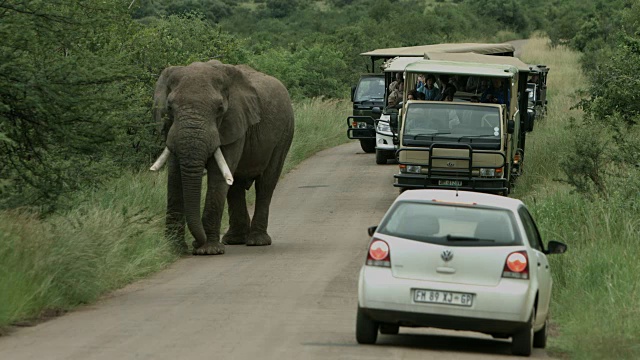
left=219, top=65, right=260, bottom=146
left=153, top=66, right=179, bottom=141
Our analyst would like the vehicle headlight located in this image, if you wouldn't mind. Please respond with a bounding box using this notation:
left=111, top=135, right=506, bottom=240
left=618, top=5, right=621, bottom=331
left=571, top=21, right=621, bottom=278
left=406, top=165, right=422, bottom=174
left=376, top=121, right=391, bottom=132
left=479, top=168, right=496, bottom=177
left=357, top=121, right=368, bottom=129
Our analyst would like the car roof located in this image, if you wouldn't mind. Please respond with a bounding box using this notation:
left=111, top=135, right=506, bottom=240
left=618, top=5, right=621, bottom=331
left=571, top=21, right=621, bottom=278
left=404, top=59, right=517, bottom=78
left=424, top=52, right=531, bottom=72
left=395, top=190, right=524, bottom=212
left=361, top=43, right=515, bottom=57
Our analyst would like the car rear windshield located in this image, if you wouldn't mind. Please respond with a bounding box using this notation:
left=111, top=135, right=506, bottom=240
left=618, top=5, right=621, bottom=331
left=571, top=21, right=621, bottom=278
left=377, top=201, right=521, bottom=246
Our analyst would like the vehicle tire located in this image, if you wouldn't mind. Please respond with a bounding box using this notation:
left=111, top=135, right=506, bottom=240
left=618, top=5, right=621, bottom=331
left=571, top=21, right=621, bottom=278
left=511, top=308, right=534, bottom=356
left=379, top=324, right=399, bottom=335
left=533, top=318, right=548, bottom=348
left=356, top=307, right=379, bottom=344
left=360, top=139, right=376, bottom=153
left=375, top=149, right=387, bottom=164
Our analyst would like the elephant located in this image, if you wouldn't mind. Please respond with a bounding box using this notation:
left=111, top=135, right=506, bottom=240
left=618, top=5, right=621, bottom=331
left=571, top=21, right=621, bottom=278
left=151, top=60, right=294, bottom=255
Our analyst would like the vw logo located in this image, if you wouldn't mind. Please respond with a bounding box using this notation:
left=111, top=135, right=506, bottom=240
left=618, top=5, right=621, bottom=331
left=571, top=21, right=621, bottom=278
left=446, top=162, right=455, bottom=167
left=441, top=249, right=454, bottom=262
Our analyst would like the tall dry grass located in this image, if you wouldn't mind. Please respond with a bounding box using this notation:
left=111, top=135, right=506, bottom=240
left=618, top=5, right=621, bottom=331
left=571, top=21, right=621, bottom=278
left=0, top=98, right=352, bottom=328
left=516, top=36, right=640, bottom=359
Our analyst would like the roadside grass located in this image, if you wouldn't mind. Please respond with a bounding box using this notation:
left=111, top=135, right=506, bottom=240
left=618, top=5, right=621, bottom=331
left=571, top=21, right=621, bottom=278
left=0, top=98, right=351, bottom=329
left=517, top=37, right=640, bottom=359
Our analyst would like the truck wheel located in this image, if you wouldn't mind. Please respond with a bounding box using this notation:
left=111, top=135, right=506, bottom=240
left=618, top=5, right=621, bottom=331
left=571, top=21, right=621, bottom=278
left=375, top=149, right=387, bottom=164
left=360, top=139, right=376, bottom=153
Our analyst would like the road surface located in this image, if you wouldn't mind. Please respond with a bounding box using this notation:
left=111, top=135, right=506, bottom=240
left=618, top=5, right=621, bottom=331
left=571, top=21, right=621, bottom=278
left=0, top=141, right=549, bottom=359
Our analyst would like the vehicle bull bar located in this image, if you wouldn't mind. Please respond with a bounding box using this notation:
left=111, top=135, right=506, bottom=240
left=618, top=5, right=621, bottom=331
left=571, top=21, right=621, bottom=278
left=347, top=116, right=376, bottom=140
left=394, top=143, right=509, bottom=194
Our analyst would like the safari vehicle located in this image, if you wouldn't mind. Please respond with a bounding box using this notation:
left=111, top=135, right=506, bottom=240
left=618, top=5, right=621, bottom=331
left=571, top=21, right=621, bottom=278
left=526, top=64, right=550, bottom=126
left=366, top=43, right=517, bottom=164
left=393, top=54, right=534, bottom=195
left=348, top=43, right=516, bottom=155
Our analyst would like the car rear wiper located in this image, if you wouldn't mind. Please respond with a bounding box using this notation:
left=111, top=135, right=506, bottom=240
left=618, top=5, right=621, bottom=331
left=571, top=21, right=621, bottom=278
left=446, top=235, right=495, bottom=242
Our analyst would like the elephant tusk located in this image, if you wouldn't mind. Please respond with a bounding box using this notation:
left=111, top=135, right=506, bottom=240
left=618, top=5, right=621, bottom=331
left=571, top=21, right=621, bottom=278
left=150, top=147, right=170, bottom=171
left=214, top=148, right=234, bottom=186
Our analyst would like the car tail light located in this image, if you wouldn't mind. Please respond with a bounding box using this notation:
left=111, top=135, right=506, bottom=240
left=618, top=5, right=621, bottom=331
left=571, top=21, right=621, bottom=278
left=366, top=239, right=391, bottom=268
left=502, top=251, right=529, bottom=279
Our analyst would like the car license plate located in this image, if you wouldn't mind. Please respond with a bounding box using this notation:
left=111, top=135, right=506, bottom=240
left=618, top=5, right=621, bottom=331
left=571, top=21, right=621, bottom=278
left=414, top=289, right=474, bottom=307
left=439, top=180, right=463, bottom=187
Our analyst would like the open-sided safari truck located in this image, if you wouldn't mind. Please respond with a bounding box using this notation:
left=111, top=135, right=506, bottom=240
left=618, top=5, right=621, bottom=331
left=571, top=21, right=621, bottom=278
left=526, top=64, right=550, bottom=125
left=348, top=43, right=515, bottom=155
left=392, top=53, right=534, bottom=196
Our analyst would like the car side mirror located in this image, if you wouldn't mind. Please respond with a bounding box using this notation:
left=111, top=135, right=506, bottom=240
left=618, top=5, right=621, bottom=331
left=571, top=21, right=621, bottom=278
left=526, top=109, right=535, bottom=132
left=371, top=107, right=381, bottom=115
left=546, top=240, right=568, bottom=255
left=351, top=86, right=356, bottom=102
left=390, top=113, right=398, bottom=129
left=507, top=119, right=515, bottom=134
left=367, top=226, right=377, bottom=237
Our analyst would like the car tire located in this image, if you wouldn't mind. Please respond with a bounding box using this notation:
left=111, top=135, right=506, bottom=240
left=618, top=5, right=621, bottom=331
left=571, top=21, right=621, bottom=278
left=375, top=149, right=387, bottom=164
left=356, top=307, right=379, bottom=344
left=360, top=139, right=376, bottom=153
left=511, top=308, right=534, bottom=356
left=533, top=318, right=548, bottom=348
left=379, top=324, right=399, bottom=335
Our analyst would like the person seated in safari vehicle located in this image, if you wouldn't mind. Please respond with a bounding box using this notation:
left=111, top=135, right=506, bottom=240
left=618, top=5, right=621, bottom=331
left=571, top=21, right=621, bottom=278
left=481, top=78, right=508, bottom=105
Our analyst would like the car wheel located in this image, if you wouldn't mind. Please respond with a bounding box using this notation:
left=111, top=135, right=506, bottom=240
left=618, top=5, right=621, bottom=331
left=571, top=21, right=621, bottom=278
left=533, top=317, right=548, bottom=348
left=375, top=149, right=387, bottom=164
left=379, top=324, right=399, bottom=335
left=356, top=307, right=379, bottom=344
left=360, top=139, right=376, bottom=153
left=511, top=308, right=534, bottom=356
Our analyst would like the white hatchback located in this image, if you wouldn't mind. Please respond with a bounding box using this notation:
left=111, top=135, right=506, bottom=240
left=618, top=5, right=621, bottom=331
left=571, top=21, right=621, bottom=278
left=356, top=190, right=567, bottom=356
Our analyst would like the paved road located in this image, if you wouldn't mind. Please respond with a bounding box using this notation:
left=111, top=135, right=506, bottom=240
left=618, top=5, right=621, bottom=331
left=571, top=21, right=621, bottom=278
left=0, top=142, right=548, bottom=359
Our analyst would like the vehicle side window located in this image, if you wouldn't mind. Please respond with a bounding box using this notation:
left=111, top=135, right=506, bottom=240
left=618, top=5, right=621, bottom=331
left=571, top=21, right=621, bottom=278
left=518, top=207, right=543, bottom=251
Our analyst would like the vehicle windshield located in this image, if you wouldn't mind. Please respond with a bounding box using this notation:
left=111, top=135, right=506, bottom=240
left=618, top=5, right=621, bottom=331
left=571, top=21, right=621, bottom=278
left=354, top=77, right=385, bottom=102
left=403, top=102, right=501, bottom=141
left=377, top=201, right=521, bottom=246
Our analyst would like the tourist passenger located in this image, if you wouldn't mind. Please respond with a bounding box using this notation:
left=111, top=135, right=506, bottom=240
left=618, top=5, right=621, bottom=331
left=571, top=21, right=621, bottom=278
left=388, top=79, right=404, bottom=107
left=481, top=78, right=508, bottom=105
left=417, top=75, right=440, bottom=100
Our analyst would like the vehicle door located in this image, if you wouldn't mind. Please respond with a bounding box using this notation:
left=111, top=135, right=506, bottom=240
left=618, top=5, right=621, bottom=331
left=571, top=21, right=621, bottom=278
left=518, top=207, right=552, bottom=322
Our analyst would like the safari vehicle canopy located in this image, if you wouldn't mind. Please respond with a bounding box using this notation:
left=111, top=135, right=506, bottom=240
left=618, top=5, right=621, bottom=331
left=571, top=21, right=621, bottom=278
left=360, top=43, right=516, bottom=73
left=392, top=56, right=523, bottom=195
left=349, top=43, right=516, bottom=156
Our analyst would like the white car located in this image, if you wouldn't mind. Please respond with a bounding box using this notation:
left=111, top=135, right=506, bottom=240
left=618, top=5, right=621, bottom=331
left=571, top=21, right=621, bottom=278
left=374, top=114, right=396, bottom=165
left=356, top=190, right=567, bottom=356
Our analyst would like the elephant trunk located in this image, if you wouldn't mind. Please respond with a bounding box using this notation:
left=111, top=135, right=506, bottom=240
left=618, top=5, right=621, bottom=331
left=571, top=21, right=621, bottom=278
left=180, top=164, right=207, bottom=247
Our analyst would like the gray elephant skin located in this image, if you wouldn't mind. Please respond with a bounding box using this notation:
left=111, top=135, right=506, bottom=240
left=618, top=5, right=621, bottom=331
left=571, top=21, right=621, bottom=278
left=153, top=60, right=294, bottom=255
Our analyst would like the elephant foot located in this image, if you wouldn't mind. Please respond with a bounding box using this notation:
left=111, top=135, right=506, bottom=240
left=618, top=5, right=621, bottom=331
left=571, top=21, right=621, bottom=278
left=193, top=241, right=225, bottom=255
left=222, top=231, right=248, bottom=245
left=246, top=232, right=272, bottom=246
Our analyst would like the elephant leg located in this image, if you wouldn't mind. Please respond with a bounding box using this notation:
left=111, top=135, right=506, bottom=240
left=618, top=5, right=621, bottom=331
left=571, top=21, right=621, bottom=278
left=165, top=155, right=188, bottom=254
left=194, top=140, right=245, bottom=255
left=195, top=175, right=227, bottom=255
left=247, top=151, right=287, bottom=246
left=222, top=179, right=251, bottom=245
